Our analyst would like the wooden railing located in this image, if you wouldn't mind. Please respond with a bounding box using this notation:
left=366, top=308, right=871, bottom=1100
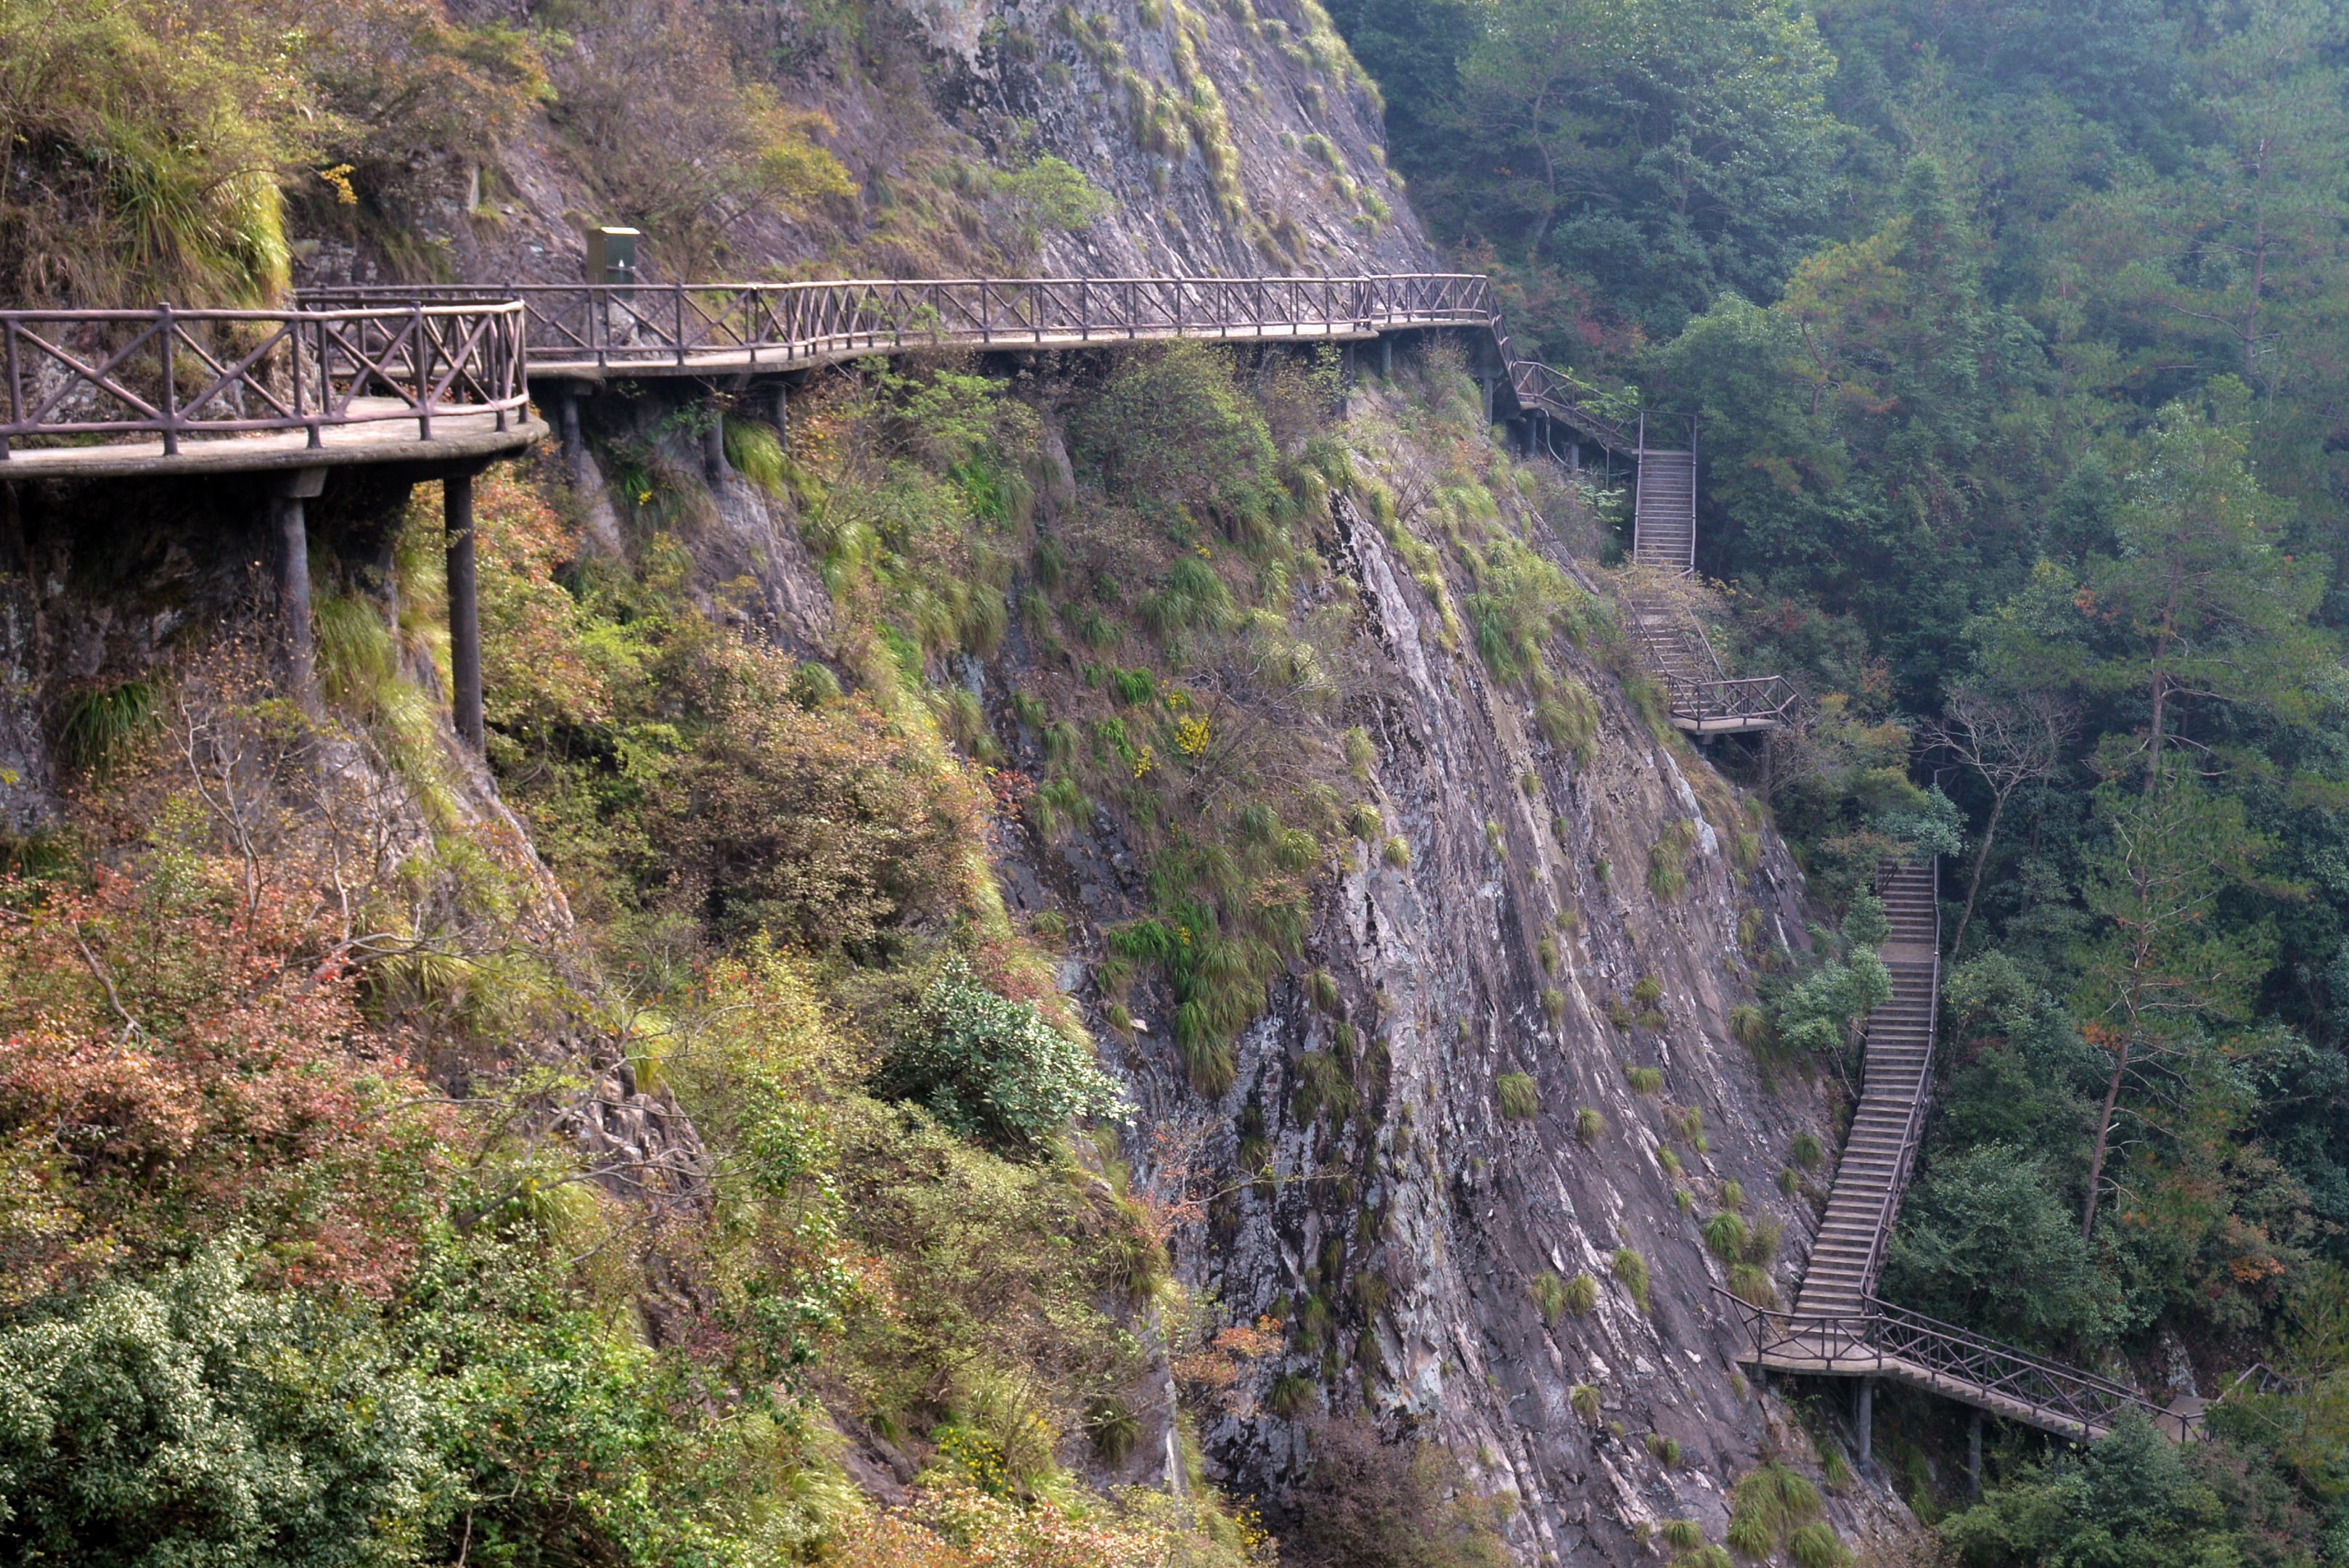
left=1667, top=672, right=1802, bottom=728
left=1717, top=1289, right=2199, bottom=1442
left=301, top=273, right=1641, bottom=452
left=0, top=301, right=529, bottom=459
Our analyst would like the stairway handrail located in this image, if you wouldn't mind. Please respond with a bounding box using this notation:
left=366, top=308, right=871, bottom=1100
left=1714, top=1286, right=2199, bottom=1442
left=1857, top=855, right=1940, bottom=1301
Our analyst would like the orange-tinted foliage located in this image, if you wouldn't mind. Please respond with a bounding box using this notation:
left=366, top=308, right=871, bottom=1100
left=0, top=856, right=457, bottom=1301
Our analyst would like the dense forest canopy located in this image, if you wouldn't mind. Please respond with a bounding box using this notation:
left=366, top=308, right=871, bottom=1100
left=1333, top=0, right=2349, bottom=1554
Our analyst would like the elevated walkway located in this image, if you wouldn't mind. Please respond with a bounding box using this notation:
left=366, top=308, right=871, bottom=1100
left=1734, top=859, right=2207, bottom=1444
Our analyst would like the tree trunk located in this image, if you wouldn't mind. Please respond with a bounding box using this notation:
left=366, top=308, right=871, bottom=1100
left=2081, top=1034, right=2131, bottom=1241
left=1951, top=786, right=2011, bottom=957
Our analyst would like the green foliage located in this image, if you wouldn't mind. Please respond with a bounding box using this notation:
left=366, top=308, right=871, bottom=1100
left=1703, top=1210, right=1747, bottom=1262
left=1940, top=1416, right=2247, bottom=1568
left=1570, top=1382, right=1601, bottom=1422
left=0, top=1238, right=447, bottom=1567
left=1527, top=1270, right=1568, bottom=1324
left=1575, top=1106, right=1606, bottom=1144
left=1067, top=343, right=1282, bottom=539
left=1646, top=1432, right=1680, bottom=1467
left=986, top=155, right=1111, bottom=241
left=873, top=959, right=1128, bottom=1157
left=1625, top=1064, right=1662, bottom=1095
left=1496, top=1071, right=1539, bottom=1121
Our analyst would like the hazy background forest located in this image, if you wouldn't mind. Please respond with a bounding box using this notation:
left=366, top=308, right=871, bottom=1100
left=1325, top=0, right=2349, bottom=1555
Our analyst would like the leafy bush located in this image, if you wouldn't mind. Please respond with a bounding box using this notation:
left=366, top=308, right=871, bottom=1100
left=0, top=1238, right=446, bottom=1568
left=873, top=959, right=1127, bottom=1156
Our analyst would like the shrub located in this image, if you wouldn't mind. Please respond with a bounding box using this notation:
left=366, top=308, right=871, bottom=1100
left=1611, top=1247, right=1649, bottom=1308
left=1563, top=1273, right=1599, bottom=1315
left=873, top=959, right=1129, bottom=1156
left=1496, top=1071, right=1539, bottom=1121
left=0, top=1238, right=448, bottom=1564
left=652, top=682, right=989, bottom=954
left=1626, top=1065, right=1664, bottom=1095
left=1576, top=1106, right=1606, bottom=1144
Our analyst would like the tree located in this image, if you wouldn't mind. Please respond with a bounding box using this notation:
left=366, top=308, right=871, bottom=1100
left=2070, top=774, right=2274, bottom=1241
left=1884, top=1143, right=2118, bottom=1348
left=1924, top=682, right=2078, bottom=955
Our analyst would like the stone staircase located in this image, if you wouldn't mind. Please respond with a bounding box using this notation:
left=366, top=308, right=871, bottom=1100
left=1794, top=858, right=1941, bottom=1318
left=1631, top=446, right=1696, bottom=573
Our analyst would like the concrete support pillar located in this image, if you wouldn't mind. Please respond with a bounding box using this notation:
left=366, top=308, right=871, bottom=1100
left=1341, top=341, right=1355, bottom=382
left=1380, top=335, right=1393, bottom=379
left=269, top=467, right=326, bottom=706
left=701, top=401, right=728, bottom=486
left=1968, top=1410, right=1982, bottom=1499
left=558, top=388, right=584, bottom=485
left=1855, top=1378, right=1874, bottom=1481
left=1569, top=441, right=1582, bottom=473
left=1480, top=375, right=1495, bottom=425
left=773, top=380, right=791, bottom=442
left=444, top=470, right=483, bottom=754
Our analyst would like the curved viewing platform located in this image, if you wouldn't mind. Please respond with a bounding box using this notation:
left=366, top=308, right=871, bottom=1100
left=0, top=300, right=544, bottom=481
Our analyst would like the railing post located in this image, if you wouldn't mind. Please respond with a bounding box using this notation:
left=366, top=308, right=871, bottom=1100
left=446, top=468, right=484, bottom=753
left=158, top=301, right=179, bottom=455
left=674, top=283, right=686, bottom=367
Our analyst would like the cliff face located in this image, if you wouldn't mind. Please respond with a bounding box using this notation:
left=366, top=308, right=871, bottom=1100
left=331, top=0, right=1432, bottom=290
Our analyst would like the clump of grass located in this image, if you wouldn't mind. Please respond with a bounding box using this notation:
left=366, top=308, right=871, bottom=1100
left=1729, top=1263, right=1778, bottom=1308
left=1662, top=1520, right=1704, bottom=1551
left=1625, top=1064, right=1663, bottom=1095
left=1085, top=1395, right=1141, bottom=1461
left=1528, top=1270, right=1568, bottom=1324
left=1571, top=1383, right=1602, bottom=1423
left=1821, top=1445, right=1853, bottom=1493
left=1719, top=1178, right=1744, bottom=1210
left=1632, top=974, right=1663, bottom=1007
left=1778, top=1167, right=1801, bottom=1196
left=1563, top=1272, right=1598, bottom=1315
left=1309, top=968, right=1341, bottom=1013
left=1648, top=818, right=1696, bottom=899
left=1294, top=1048, right=1357, bottom=1124
left=1496, top=1071, right=1539, bottom=1121
left=56, top=677, right=159, bottom=777
left=1678, top=1105, right=1704, bottom=1141
left=1704, top=1212, right=1748, bottom=1262
left=1789, top=1522, right=1852, bottom=1568
left=1542, top=988, right=1566, bottom=1023
left=1792, top=1132, right=1824, bottom=1168
left=1611, top=1246, right=1649, bottom=1308
left=1658, top=1146, right=1682, bottom=1176
left=1347, top=802, right=1382, bottom=841
left=1537, top=935, right=1558, bottom=973
left=1382, top=834, right=1411, bottom=867
left=1728, top=1462, right=1823, bottom=1559
left=1647, top=1432, right=1682, bottom=1467
left=1730, top=1003, right=1770, bottom=1048
left=1342, top=725, right=1375, bottom=777
left=1267, top=1372, right=1318, bottom=1419
left=1575, top=1106, right=1606, bottom=1144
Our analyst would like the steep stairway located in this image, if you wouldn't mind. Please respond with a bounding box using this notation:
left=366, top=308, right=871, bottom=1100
left=1794, top=858, right=1940, bottom=1318
left=1632, top=448, right=1695, bottom=573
